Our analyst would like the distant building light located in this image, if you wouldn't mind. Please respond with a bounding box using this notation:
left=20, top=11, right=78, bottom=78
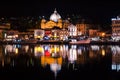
left=111, top=18, right=116, bottom=20
left=111, top=16, right=120, bottom=20
left=117, top=18, right=120, bottom=20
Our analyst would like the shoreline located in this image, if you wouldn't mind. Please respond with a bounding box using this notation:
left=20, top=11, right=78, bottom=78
left=0, top=41, right=120, bottom=45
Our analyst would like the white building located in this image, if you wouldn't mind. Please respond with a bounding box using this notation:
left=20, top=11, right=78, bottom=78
left=68, top=24, right=77, bottom=37
left=111, top=16, right=120, bottom=41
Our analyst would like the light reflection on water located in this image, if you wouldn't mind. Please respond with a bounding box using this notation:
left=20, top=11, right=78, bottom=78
left=0, top=44, right=120, bottom=79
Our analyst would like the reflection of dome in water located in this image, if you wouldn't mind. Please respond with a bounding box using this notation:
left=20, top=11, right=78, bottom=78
left=50, top=9, right=61, bottom=22
left=50, top=63, right=61, bottom=78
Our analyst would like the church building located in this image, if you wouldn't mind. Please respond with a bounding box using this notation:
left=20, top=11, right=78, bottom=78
left=41, top=9, right=62, bottom=29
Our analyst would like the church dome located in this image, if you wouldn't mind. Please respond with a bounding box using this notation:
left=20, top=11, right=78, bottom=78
left=50, top=9, right=61, bottom=22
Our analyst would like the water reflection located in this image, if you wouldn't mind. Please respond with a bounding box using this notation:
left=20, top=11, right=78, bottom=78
left=0, top=44, right=120, bottom=79
left=111, top=45, right=120, bottom=71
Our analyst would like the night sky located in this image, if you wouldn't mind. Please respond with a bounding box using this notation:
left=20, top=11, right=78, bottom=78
left=0, top=0, right=120, bottom=24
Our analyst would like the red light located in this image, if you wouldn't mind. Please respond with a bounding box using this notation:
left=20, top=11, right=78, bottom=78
left=45, top=50, right=50, bottom=56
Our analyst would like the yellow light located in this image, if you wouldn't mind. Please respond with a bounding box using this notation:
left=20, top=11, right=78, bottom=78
left=34, top=46, right=44, bottom=54
left=15, top=35, right=18, bottom=37
left=41, top=56, right=62, bottom=67
left=102, top=49, right=105, bottom=56
left=37, top=36, right=41, bottom=38
left=38, top=47, right=41, bottom=51
left=54, top=46, right=59, bottom=53
left=15, top=48, right=18, bottom=54
left=54, top=33, right=56, bottom=36
left=54, top=46, right=57, bottom=53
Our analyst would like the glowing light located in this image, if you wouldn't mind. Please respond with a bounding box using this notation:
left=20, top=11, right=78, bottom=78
left=117, top=65, right=120, bottom=71
left=112, top=64, right=120, bottom=71
left=102, top=49, right=105, bottom=56
left=45, top=50, right=50, bottom=56
left=34, top=46, right=44, bottom=56
left=41, top=56, right=62, bottom=66
left=15, top=48, right=18, bottom=54
left=91, top=45, right=99, bottom=51
left=50, top=63, right=61, bottom=78
left=15, top=35, right=18, bottom=37
left=111, top=18, right=116, bottom=20
left=69, top=49, right=77, bottom=63
left=78, top=49, right=82, bottom=55
left=102, top=32, right=105, bottom=37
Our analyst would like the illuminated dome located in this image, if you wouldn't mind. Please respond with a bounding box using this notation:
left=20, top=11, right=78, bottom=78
left=50, top=9, right=61, bottom=22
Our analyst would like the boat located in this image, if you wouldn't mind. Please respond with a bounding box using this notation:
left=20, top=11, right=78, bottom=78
left=69, top=39, right=90, bottom=45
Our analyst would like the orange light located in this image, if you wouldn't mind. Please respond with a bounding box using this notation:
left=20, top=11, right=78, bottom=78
left=102, top=33, right=105, bottom=37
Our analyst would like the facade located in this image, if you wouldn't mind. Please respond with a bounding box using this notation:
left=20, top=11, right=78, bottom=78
left=111, top=16, right=120, bottom=41
left=62, top=20, right=70, bottom=29
left=51, top=30, right=60, bottom=40
left=59, top=29, right=69, bottom=41
left=68, top=24, right=77, bottom=37
left=0, top=23, right=10, bottom=29
left=5, top=30, right=19, bottom=41
left=76, top=23, right=91, bottom=36
left=34, top=29, right=45, bottom=40
left=89, top=29, right=98, bottom=37
left=18, top=32, right=34, bottom=40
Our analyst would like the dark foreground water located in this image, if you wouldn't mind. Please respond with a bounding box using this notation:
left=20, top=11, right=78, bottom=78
left=0, top=44, right=120, bottom=80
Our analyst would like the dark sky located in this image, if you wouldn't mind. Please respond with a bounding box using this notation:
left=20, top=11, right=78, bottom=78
left=0, top=0, right=120, bottom=24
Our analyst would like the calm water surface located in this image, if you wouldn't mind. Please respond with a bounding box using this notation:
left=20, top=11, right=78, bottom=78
left=0, top=44, right=120, bottom=80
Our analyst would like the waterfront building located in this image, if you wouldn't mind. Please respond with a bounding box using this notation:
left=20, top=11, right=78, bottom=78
left=68, top=24, right=77, bottom=37
left=18, top=32, right=34, bottom=40
left=111, top=16, right=120, bottom=41
left=51, top=29, right=60, bottom=40
left=62, top=19, right=70, bottom=29
left=4, top=30, right=19, bottom=41
left=0, top=23, right=11, bottom=40
left=89, top=29, right=98, bottom=37
left=40, top=9, right=63, bottom=40
left=34, top=29, right=45, bottom=40
left=0, top=23, right=10, bottom=30
left=59, top=29, right=69, bottom=41
left=76, top=23, right=90, bottom=36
